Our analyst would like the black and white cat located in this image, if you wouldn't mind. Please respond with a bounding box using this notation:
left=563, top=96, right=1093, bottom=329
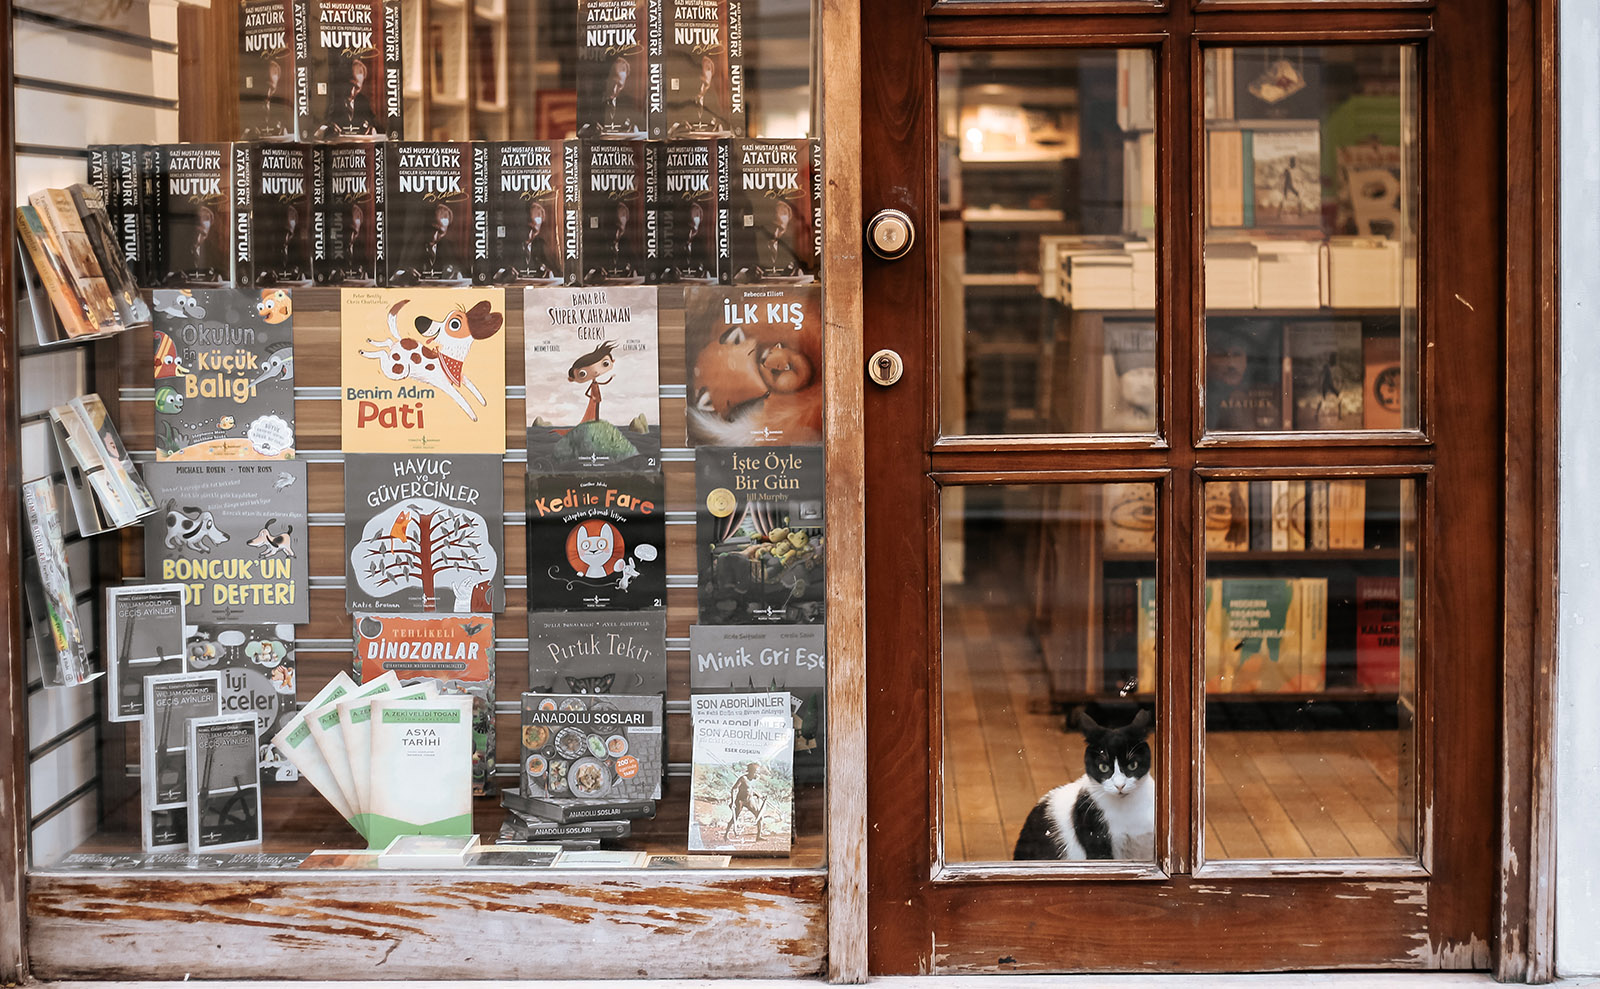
left=1013, top=709, right=1155, bottom=861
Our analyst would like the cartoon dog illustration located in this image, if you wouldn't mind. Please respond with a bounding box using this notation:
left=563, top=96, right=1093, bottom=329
left=162, top=500, right=230, bottom=553
left=359, top=298, right=503, bottom=421
left=246, top=518, right=295, bottom=558
left=155, top=291, right=206, bottom=320
left=256, top=289, right=292, bottom=324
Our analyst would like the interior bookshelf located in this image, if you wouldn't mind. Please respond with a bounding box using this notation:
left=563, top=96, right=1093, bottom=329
left=402, top=0, right=524, bottom=141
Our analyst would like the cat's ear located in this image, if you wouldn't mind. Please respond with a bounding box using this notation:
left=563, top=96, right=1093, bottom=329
left=1129, top=708, right=1154, bottom=736
left=1075, top=709, right=1104, bottom=737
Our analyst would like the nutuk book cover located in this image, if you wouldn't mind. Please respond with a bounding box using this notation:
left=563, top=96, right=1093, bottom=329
left=689, top=624, right=824, bottom=776
left=576, top=0, right=650, bottom=140
left=239, top=0, right=301, bottom=140
left=578, top=140, right=647, bottom=285
left=186, top=714, right=263, bottom=852
left=646, top=138, right=730, bottom=284
left=695, top=446, right=824, bottom=624
left=105, top=583, right=188, bottom=722
left=152, top=288, right=297, bottom=461
left=518, top=692, right=664, bottom=809
left=730, top=138, right=821, bottom=284
left=345, top=453, right=505, bottom=613
left=354, top=613, right=497, bottom=796
left=660, top=0, right=744, bottom=139
left=1206, top=318, right=1285, bottom=432
left=156, top=143, right=235, bottom=288
left=68, top=182, right=151, bottom=329
left=184, top=623, right=299, bottom=782
left=238, top=143, right=313, bottom=288
left=688, top=691, right=793, bottom=854
left=528, top=611, right=668, bottom=697
left=143, top=461, right=310, bottom=624
left=684, top=285, right=822, bottom=446
left=1289, top=320, right=1363, bottom=430
left=340, top=288, right=506, bottom=454
left=526, top=473, right=666, bottom=612
left=312, top=142, right=383, bottom=285
left=302, top=0, right=402, bottom=141
left=141, top=671, right=223, bottom=851
left=524, top=285, right=661, bottom=472
left=385, top=142, right=475, bottom=286
left=478, top=140, right=577, bottom=286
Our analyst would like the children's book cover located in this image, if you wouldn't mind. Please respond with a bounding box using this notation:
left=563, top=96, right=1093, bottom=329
left=143, top=461, right=310, bottom=624
left=689, top=624, right=824, bottom=777
left=340, top=288, right=506, bottom=454
left=186, top=715, right=263, bottom=851
left=105, top=584, right=188, bottom=722
left=141, top=671, right=223, bottom=851
left=695, top=446, right=824, bottom=624
left=184, top=623, right=299, bottom=782
left=684, top=285, right=822, bottom=446
left=526, top=473, right=666, bottom=612
left=354, top=613, right=497, bottom=795
left=524, top=285, right=660, bottom=472
left=688, top=691, right=793, bottom=854
left=528, top=611, right=667, bottom=697
left=345, top=453, right=505, bottom=613
left=518, top=692, right=663, bottom=807
left=152, top=288, right=297, bottom=461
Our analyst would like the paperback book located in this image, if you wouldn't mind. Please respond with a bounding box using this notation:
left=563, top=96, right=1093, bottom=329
left=238, top=0, right=301, bottom=140
left=503, top=787, right=656, bottom=825
left=15, top=204, right=103, bottom=339
left=683, top=284, right=823, bottom=446
left=523, top=285, right=661, bottom=472
left=646, top=138, right=730, bottom=284
left=477, top=140, right=577, bottom=286
left=69, top=182, right=152, bottom=329
left=1205, top=577, right=1329, bottom=694
left=142, top=461, right=310, bottom=624
left=689, top=624, right=824, bottom=777
left=518, top=691, right=664, bottom=813
left=1363, top=335, right=1403, bottom=429
left=345, top=453, right=505, bottom=613
left=660, top=0, right=744, bottom=139
left=105, top=584, right=188, bottom=722
left=695, top=446, right=825, bottom=624
left=578, top=140, right=648, bottom=285
left=271, top=671, right=361, bottom=826
left=525, top=473, right=666, bottom=612
left=688, top=691, right=793, bottom=854
left=338, top=680, right=436, bottom=816
left=1288, top=320, right=1363, bottom=430
left=302, top=0, right=403, bottom=142
left=312, top=142, right=384, bottom=285
left=141, top=671, right=223, bottom=851
left=339, top=288, right=506, bottom=453
left=354, top=613, right=497, bottom=795
left=499, top=806, right=629, bottom=842
left=527, top=611, right=668, bottom=698
left=576, top=0, right=650, bottom=140
left=28, top=187, right=123, bottom=334
left=1356, top=576, right=1402, bottom=689
left=86, top=146, right=149, bottom=290
left=1233, top=48, right=1323, bottom=122
left=308, top=670, right=401, bottom=814
left=729, top=138, right=822, bottom=284
left=1100, top=320, right=1156, bottom=432
left=184, top=623, right=299, bottom=782
left=1206, top=319, right=1285, bottom=431
left=152, top=288, right=297, bottom=461
left=186, top=715, right=263, bottom=851
left=237, top=143, right=314, bottom=287
left=21, top=479, right=95, bottom=688
left=1204, top=480, right=1251, bottom=553
left=1250, top=128, right=1322, bottom=227
left=385, top=143, right=474, bottom=286
left=51, top=394, right=157, bottom=531
left=378, top=833, right=480, bottom=868
left=366, top=694, right=475, bottom=848
left=155, top=143, right=235, bottom=287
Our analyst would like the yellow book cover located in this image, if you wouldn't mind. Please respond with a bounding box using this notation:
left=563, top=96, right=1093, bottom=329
left=1290, top=577, right=1328, bottom=691
left=341, top=289, right=507, bottom=453
left=1204, top=481, right=1250, bottom=553
left=1203, top=578, right=1228, bottom=693
left=1102, top=482, right=1156, bottom=554
left=1135, top=577, right=1157, bottom=693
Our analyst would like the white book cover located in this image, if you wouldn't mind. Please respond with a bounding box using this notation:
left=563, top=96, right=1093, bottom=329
left=687, top=691, right=794, bottom=855
left=104, top=583, right=187, bottom=722
left=271, top=671, right=359, bottom=825
left=377, top=832, right=481, bottom=869
left=307, top=670, right=400, bottom=815
left=186, top=714, right=263, bottom=852
left=550, top=849, right=649, bottom=869
left=367, top=694, right=475, bottom=849
left=339, top=682, right=437, bottom=820
left=140, top=671, right=222, bottom=851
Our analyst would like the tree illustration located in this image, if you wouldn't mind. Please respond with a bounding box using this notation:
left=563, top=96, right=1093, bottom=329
left=354, top=499, right=498, bottom=612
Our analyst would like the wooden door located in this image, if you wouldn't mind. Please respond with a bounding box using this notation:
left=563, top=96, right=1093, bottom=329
left=862, top=0, right=1507, bottom=974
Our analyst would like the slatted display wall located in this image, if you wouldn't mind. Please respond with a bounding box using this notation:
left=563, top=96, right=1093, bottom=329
left=12, top=0, right=178, bottom=865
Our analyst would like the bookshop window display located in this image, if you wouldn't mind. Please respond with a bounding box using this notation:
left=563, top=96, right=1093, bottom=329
left=14, top=0, right=829, bottom=878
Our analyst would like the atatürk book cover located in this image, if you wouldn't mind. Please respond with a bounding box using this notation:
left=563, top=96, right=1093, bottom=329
left=313, top=142, right=383, bottom=285
left=579, top=140, right=647, bottom=285
left=157, top=143, right=235, bottom=287
left=239, top=143, right=313, bottom=287
left=345, top=453, right=505, bottom=613
left=646, top=138, right=729, bottom=284
left=695, top=446, right=824, bottom=624
left=301, top=0, right=402, bottom=141
left=239, top=0, right=302, bottom=140
left=385, top=142, right=474, bottom=286
left=576, top=0, right=650, bottom=140
left=730, top=138, right=821, bottom=284
left=660, top=0, right=744, bottom=139
left=526, top=474, right=666, bottom=612
left=477, top=141, right=577, bottom=286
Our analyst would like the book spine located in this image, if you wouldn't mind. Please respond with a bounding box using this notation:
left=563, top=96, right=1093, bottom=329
left=1297, top=578, right=1328, bottom=691
left=1101, top=578, right=1137, bottom=692
left=727, top=0, right=745, bottom=136
left=70, top=183, right=147, bottom=328
left=503, top=813, right=631, bottom=841
left=16, top=206, right=94, bottom=338
left=1135, top=577, right=1157, bottom=694
left=1240, top=130, right=1255, bottom=227
left=472, top=141, right=492, bottom=285
left=643, top=140, right=663, bottom=282
left=646, top=0, right=665, bottom=139
left=506, top=791, right=657, bottom=823
left=234, top=142, right=254, bottom=287
left=145, top=145, right=167, bottom=286
left=562, top=138, right=581, bottom=285
left=809, top=138, right=824, bottom=282
left=1286, top=479, right=1306, bottom=551
left=374, top=141, right=389, bottom=286
left=87, top=146, right=115, bottom=225
left=115, top=146, right=145, bottom=286
left=1248, top=480, right=1271, bottom=551
left=1355, top=576, right=1401, bottom=689
left=1269, top=479, right=1289, bottom=551
left=311, top=144, right=329, bottom=283
left=293, top=0, right=314, bottom=140
left=1202, top=579, right=1226, bottom=692
left=715, top=137, right=731, bottom=283
left=1309, top=479, right=1329, bottom=550
left=382, top=0, right=403, bottom=140
left=33, top=189, right=120, bottom=331
left=1348, top=479, right=1367, bottom=549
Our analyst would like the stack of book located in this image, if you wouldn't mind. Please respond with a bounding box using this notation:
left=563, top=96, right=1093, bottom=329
left=48, top=394, right=157, bottom=534
left=15, top=183, right=150, bottom=343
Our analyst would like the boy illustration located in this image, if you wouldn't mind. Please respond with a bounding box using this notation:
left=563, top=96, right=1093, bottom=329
left=567, top=341, right=617, bottom=424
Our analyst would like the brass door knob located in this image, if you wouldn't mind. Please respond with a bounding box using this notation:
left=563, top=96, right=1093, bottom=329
left=867, top=209, right=916, bottom=261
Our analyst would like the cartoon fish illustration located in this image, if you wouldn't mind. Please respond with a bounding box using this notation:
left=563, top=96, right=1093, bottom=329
left=252, top=341, right=294, bottom=387
left=154, top=386, right=183, bottom=414
left=218, top=415, right=235, bottom=429
left=273, top=472, right=297, bottom=491
left=153, top=330, right=190, bottom=378
left=256, top=289, right=292, bottom=324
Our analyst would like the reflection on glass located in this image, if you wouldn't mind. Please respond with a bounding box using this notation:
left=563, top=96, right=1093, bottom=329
left=1202, top=46, right=1419, bottom=433
left=940, top=483, right=1158, bottom=865
left=938, top=50, right=1158, bottom=436
left=1202, top=477, right=1417, bottom=860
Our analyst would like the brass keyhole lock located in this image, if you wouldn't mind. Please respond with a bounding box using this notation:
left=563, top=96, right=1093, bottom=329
left=869, top=349, right=904, bottom=386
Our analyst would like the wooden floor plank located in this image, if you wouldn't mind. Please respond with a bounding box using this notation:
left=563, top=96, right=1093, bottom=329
left=1234, top=730, right=1358, bottom=858
left=1201, top=741, right=1272, bottom=860
left=1261, top=731, right=1401, bottom=858
left=940, top=606, right=1007, bottom=862
left=1204, top=733, right=1314, bottom=858
left=962, top=607, right=1048, bottom=849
